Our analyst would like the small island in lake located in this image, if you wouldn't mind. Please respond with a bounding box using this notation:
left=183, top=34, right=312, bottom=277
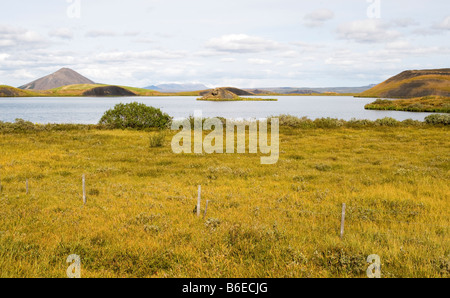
left=197, top=87, right=277, bottom=101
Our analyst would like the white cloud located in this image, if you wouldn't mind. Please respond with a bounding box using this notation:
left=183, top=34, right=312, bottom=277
left=11, top=69, right=36, bottom=80
left=85, top=30, right=143, bottom=38
left=49, top=28, right=74, bottom=40
left=248, top=58, right=272, bottom=65
left=220, top=58, right=236, bottom=62
left=278, top=50, right=299, bottom=58
left=205, top=34, right=282, bottom=53
left=337, top=19, right=400, bottom=43
left=94, top=50, right=186, bottom=62
left=291, top=63, right=303, bottom=68
left=133, top=37, right=155, bottom=44
left=85, top=30, right=118, bottom=38
left=0, top=53, right=10, bottom=61
left=392, top=18, right=419, bottom=27
left=433, top=15, right=450, bottom=30
left=0, top=26, right=46, bottom=49
left=123, top=31, right=140, bottom=37
left=303, top=9, right=334, bottom=27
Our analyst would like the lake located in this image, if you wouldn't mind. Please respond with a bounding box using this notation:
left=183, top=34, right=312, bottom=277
left=0, top=96, right=437, bottom=124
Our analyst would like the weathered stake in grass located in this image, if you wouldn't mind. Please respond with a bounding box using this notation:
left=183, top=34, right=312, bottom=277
left=340, top=203, right=346, bottom=238
left=26, top=179, right=29, bottom=195
left=197, top=185, right=201, bottom=217
left=82, top=175, right=86, bottom=205
left=204, top=200, right=210, bottom=219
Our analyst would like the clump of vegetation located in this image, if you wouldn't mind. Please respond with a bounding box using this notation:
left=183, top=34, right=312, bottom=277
left=365, top=96, right=450, bottom=113
left=149, top=131, right=166, bottom=148
left=375, top=117, right=400, bottom=127
left=99, top=102, right=172, bottom=129
left=425, top=114, right=450, bottom=125
left=0, top=119, right=101, bottom=133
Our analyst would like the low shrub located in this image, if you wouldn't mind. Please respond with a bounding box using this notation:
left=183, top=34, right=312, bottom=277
left=375, top=117, right=400, bottom=127
left=425, top=114, right=450, bottom=125
left=99, top=102, right=172, bottom=130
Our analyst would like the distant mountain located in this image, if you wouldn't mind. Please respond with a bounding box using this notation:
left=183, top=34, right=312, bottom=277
left=360, top=69, right=450, bottom=98
left=245, top=85, right=377, bottom=94
left=144, top=83, right=209, bottom=92
left=19, top=68, right=95, bottom=90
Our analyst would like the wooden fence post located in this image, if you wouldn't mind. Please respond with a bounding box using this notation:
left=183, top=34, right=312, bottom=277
left=197, top=185, right=201, bottom=217
left=204, top=200, right=210, bottom=219
left=82, top=175, right=86, bottom=205
left=340, top=203, right=346, bottom=238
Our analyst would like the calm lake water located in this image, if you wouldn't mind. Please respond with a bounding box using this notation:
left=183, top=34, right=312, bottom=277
left=0, top=96, right=436, bottom=124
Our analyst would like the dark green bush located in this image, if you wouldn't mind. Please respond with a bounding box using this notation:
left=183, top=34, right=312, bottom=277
left=99, top=102, right=172, bottom=129
left=425, top=114, right=450, bottom=125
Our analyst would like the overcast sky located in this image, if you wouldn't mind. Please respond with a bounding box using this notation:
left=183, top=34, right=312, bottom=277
left=0, top=0, right=449, bottom=88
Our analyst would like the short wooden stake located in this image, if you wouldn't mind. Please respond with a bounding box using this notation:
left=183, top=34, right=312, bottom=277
left=26, top=179, right=29, bottom=195
left=340, top=203, right=346, bottom=238
left=82, top=175, right=86, bottom=205
left=204, top=200, right=210, bottom=219
left=197, top=185, right=201, bottom=217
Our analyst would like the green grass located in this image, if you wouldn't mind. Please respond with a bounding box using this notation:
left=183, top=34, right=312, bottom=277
left=44, top=84, right=163, bottom=97
left=0, top=122, right=448, bottom=277
left=365, top=96, right=450, bottom=113
left=0, top=85, right=42, bottom=97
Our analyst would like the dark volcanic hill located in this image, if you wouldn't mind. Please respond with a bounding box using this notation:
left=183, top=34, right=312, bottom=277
left=199, top=87, right=254, bottom=97
left=199, top=87, right=255, bottom=100
left=19, top=68, right=95, bottom=90
left=360, top=68, right=450, bottom=98
left=82, top=86, right=136, bottom=97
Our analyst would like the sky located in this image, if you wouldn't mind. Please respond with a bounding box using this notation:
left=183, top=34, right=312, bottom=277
left=0, top=0, right=449, bottom=88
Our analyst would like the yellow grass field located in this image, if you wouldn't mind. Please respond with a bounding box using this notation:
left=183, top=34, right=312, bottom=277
left=0, top=125, right=449, bottom=277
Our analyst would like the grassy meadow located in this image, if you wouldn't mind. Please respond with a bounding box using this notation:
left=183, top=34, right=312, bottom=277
left=0, top=121, right=449, bottom=278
